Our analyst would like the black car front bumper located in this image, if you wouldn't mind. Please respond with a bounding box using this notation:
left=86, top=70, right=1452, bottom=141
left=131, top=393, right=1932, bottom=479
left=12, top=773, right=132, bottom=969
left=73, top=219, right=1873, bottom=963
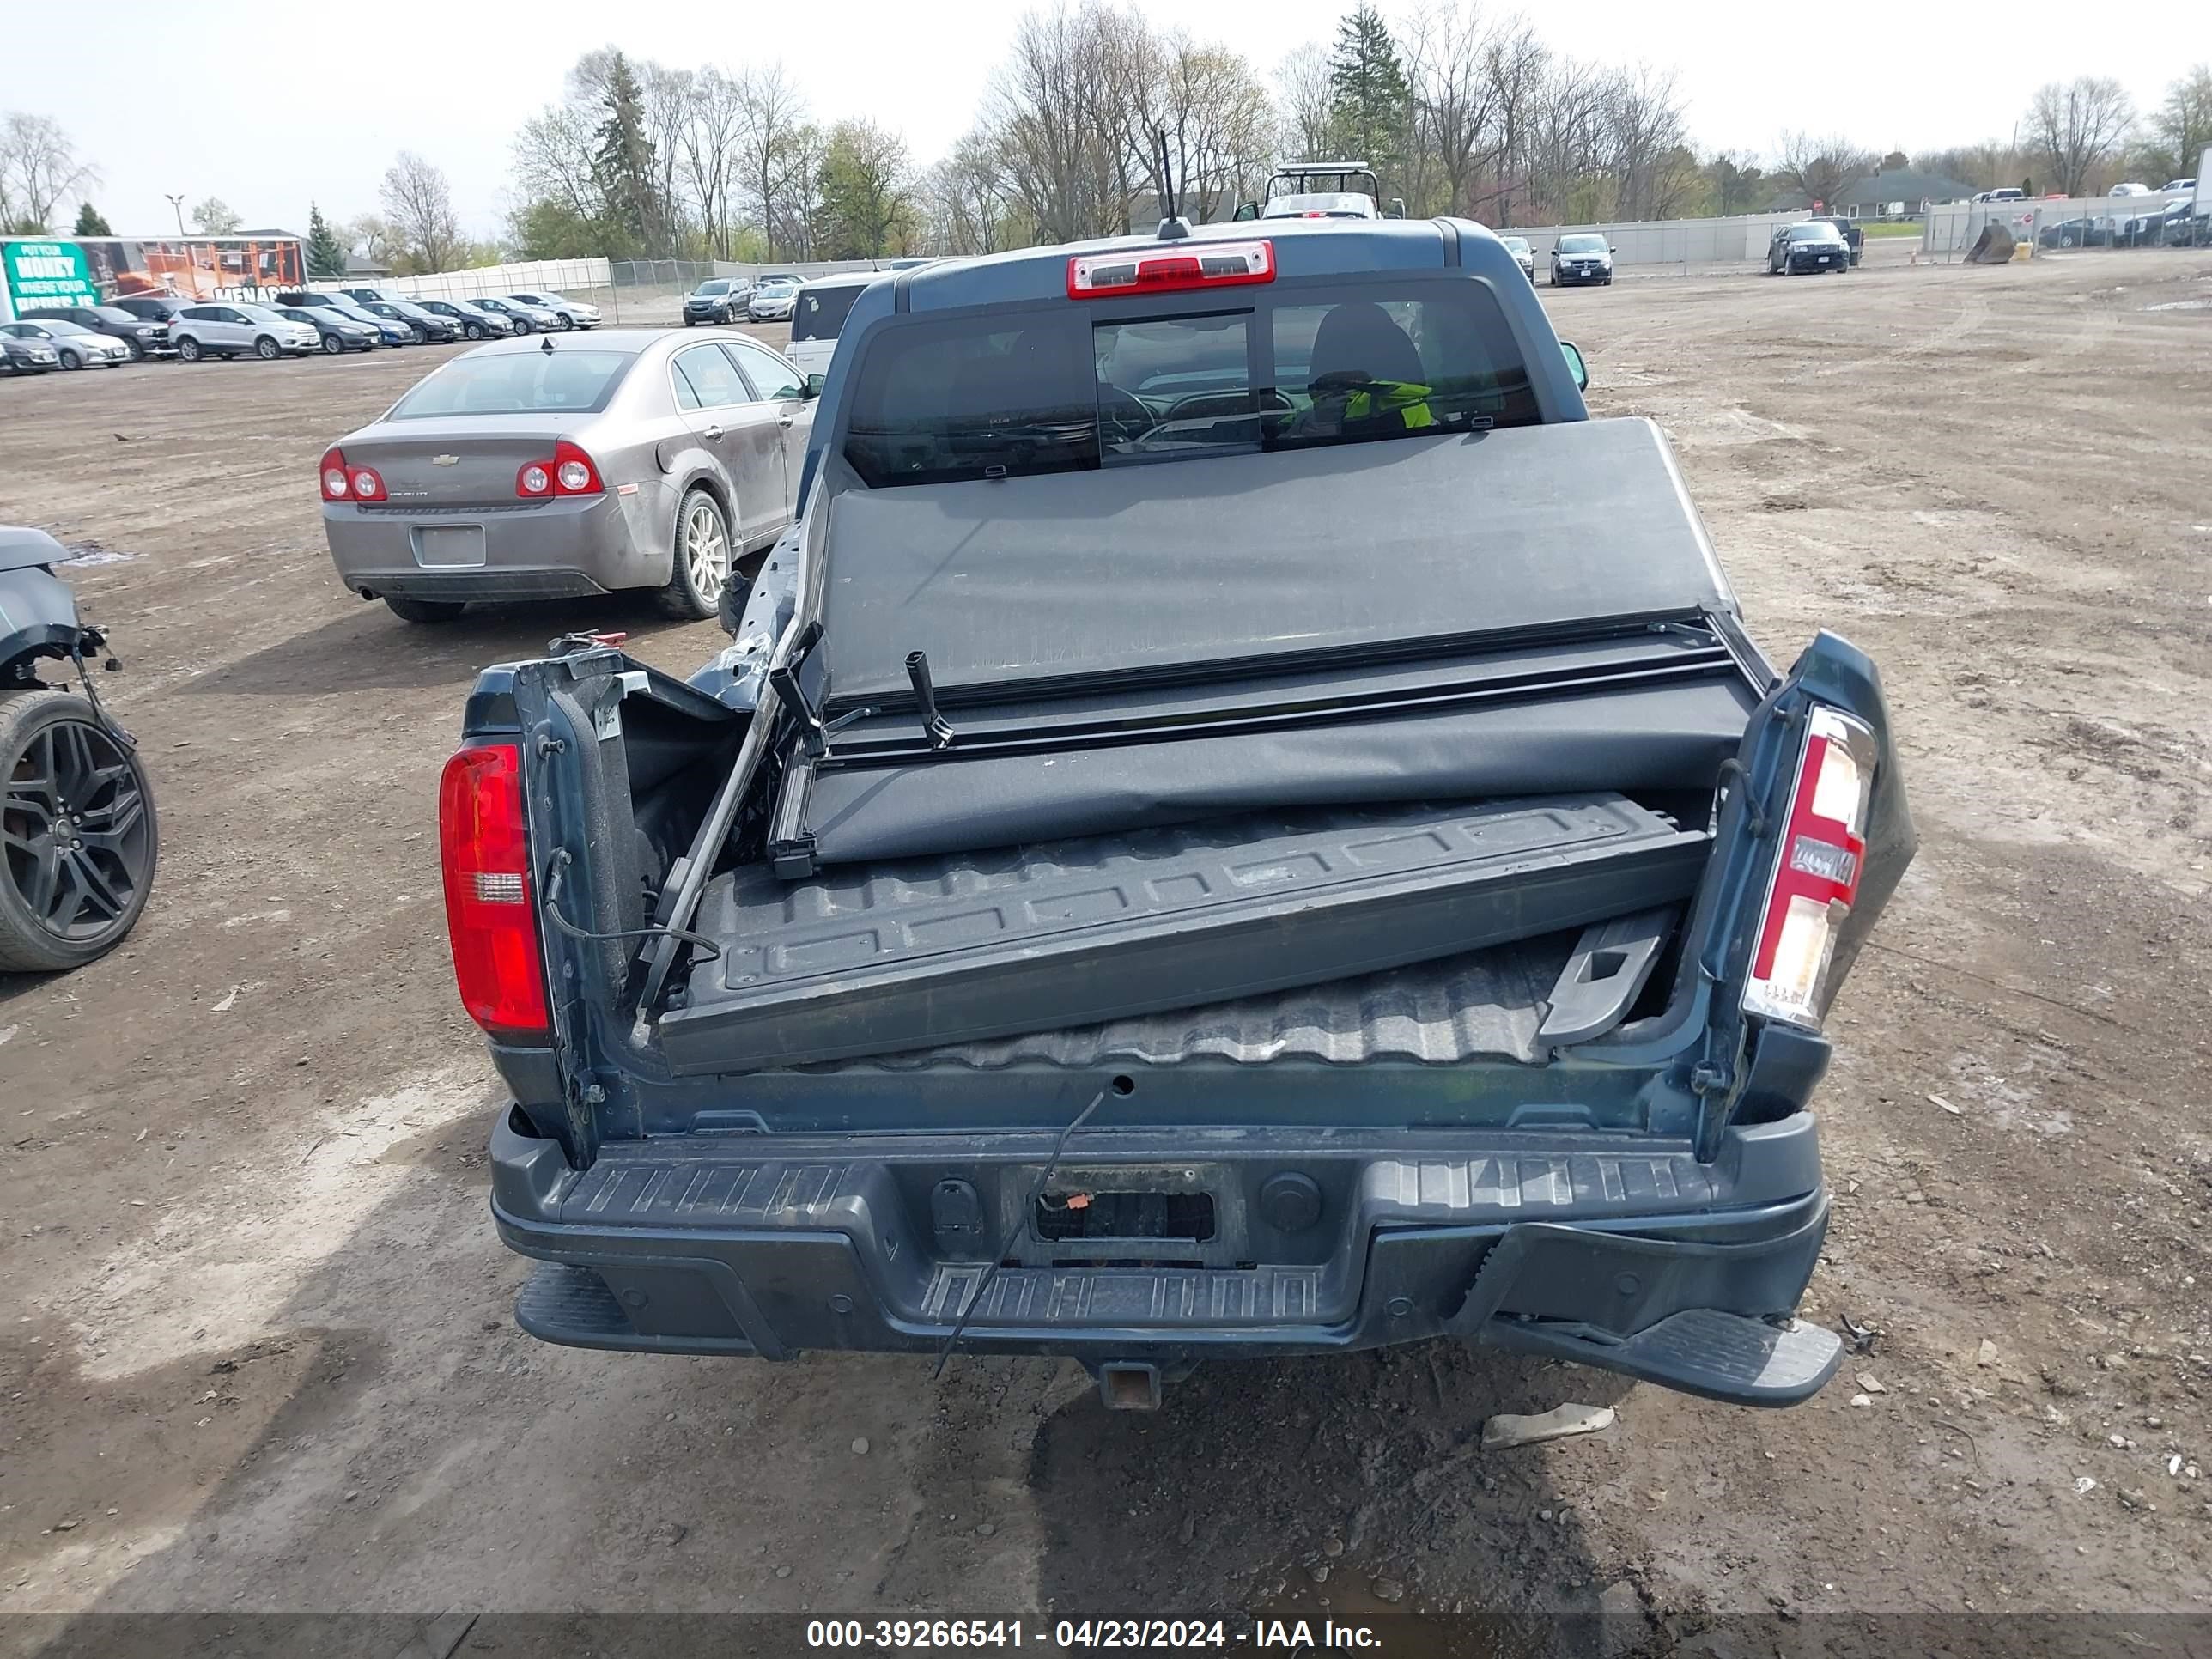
left=1551, top=264, right=1610, bottom=285
left=491, top=1109, right=1842, bottom=1406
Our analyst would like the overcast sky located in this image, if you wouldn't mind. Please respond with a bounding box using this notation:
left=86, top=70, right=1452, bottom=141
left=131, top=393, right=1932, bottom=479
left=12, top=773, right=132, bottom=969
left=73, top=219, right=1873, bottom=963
left=29, top=0, right=2203, bottom=238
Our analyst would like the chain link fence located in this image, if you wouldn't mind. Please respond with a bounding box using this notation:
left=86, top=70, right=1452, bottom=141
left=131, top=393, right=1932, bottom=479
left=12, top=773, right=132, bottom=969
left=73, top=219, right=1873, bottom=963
left=1921, top=194, right=2209, bottom=264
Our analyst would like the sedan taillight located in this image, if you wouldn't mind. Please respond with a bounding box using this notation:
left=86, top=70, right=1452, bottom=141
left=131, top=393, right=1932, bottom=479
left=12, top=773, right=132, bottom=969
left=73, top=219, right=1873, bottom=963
left=514, top=440, right=604, bottom=500
left=320, top=447, right=349, bottom=501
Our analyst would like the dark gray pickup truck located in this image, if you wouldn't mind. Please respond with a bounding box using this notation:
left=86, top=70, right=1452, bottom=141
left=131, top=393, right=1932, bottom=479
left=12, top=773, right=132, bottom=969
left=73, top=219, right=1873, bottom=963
left=444, top=217, right=1912, bottom=1409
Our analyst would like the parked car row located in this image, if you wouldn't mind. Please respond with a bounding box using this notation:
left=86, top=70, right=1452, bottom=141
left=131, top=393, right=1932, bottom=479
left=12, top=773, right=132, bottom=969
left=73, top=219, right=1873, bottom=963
left=2036, top=199, right=2210, bottom=249
left=1, top=285, right=604, bottom=376
left=683, top=273, right=804, bottom=325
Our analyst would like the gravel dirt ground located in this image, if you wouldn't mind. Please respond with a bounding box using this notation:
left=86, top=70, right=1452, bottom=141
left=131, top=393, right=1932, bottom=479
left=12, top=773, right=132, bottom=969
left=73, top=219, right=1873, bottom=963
left=2, top=246, right=2209, bottom=1655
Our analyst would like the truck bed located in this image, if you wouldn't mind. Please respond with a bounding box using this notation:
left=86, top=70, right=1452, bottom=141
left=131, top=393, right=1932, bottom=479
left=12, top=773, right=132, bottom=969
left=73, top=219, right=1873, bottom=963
left=659, top=793, right=1706, bottom=1073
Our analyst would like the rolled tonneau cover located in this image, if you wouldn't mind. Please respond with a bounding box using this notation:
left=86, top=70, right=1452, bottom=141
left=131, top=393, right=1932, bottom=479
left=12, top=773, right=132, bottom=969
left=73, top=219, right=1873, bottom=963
left=815, top=416, right=1734, bottom=704
left=660, top=793, right=1707, bottom=1073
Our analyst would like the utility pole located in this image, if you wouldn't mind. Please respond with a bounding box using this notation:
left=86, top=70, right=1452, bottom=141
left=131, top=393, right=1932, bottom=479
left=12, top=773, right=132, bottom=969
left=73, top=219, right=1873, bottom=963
left=165, top=194, right=186, bottom=236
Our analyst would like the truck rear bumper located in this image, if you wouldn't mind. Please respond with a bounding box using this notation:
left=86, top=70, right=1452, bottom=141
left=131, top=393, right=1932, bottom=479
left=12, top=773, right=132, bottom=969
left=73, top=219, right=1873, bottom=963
left=490, top=1110, right=1840, bottom=1406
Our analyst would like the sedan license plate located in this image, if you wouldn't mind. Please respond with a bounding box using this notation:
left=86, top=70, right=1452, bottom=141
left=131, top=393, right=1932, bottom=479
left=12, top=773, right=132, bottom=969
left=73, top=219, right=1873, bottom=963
left=413, top=524, right=486, bottom=568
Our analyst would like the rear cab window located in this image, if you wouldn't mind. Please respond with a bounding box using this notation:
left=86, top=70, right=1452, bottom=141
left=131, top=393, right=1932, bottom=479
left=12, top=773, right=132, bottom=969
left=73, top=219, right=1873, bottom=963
left=389, top=350, right=633, bottom=419
left=842, top=276, right=1539, bottom=489
left=791, top=284, right=866, bottom=342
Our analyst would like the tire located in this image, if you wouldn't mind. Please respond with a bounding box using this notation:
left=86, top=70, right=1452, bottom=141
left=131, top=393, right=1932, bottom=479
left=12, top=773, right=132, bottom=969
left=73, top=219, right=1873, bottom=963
left=125, top=338, right=146, bottom=362
left=253, top=335, right=280, bottom=361
left=463, top=321, right=484, bottom=340
left=322, top=332, right=344, bottom=355
left=683, top=318, right=696, bottom=327
left=382, top=595, right=468, bottom=624
left=0, top=689, right=159, bottom=973
left=556, top=313, right=574, bottom=331
left=174, top=335, right=202, bottom=362
left=58, top=349, right=82, bottom=370
left=657, top=488, right=730, bottom=621
left=511, top=316, right=533, bottom=335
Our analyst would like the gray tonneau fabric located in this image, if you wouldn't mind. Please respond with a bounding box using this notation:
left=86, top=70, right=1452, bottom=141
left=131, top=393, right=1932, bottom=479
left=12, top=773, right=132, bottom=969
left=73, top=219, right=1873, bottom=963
left=805, top=677, right=1753, bottom=865
left=817, top=416, right=1732, bottom=703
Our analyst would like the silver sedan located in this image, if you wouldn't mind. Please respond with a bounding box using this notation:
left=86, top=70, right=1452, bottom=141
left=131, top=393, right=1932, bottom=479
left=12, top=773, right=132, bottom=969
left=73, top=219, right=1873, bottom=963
left=0, top=319, right=132, bottom=369
left=318, top=329, right=816, bottom=623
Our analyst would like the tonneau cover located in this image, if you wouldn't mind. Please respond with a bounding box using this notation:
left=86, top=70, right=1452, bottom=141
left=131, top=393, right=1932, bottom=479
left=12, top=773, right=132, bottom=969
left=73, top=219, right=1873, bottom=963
left=817, top=416, right=1733, bottom=703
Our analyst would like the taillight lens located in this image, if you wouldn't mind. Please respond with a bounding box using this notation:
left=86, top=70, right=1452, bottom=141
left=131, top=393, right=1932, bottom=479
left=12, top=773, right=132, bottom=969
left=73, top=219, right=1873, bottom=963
left=515, top=441, right=602, bottom=499
left=1741, top=707, right=1875, bottom=1030
left=351, top=465, right=386, bottom=501
left=551, top=440, right=603, bottom=495
left=1067, top=239, right=1274, bottom=298
left=320, top=447, right=349, bottom=501
left=438, top=744, right=550, bottom=1039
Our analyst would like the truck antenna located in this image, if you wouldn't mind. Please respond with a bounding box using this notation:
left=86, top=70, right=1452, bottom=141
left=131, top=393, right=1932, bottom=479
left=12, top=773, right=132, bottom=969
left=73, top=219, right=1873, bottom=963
left=1154, top=127, right=1191, bottom=240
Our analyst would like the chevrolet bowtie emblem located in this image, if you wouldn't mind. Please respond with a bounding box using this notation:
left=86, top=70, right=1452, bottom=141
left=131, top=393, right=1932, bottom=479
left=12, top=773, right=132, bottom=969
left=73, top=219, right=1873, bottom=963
left=430, top=454, right=459, bottom=466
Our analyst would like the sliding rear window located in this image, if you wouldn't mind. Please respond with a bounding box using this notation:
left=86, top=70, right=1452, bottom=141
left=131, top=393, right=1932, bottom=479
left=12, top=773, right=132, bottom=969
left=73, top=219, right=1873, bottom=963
left=842, top=279, right=1538, bottom=488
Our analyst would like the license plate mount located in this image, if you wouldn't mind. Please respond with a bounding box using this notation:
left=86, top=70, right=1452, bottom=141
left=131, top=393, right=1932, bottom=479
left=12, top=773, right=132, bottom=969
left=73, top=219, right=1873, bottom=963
left=414, top=524, right=486, bottom=568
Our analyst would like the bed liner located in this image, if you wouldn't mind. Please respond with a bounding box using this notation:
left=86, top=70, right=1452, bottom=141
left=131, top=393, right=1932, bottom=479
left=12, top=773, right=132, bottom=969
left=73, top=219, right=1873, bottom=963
left=659, top=793, right=1707, bottom=1074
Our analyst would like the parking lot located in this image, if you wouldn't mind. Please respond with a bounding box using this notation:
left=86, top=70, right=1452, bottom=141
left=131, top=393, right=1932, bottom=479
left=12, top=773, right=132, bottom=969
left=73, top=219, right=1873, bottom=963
left=3, top=242, right=2209, bottom=1649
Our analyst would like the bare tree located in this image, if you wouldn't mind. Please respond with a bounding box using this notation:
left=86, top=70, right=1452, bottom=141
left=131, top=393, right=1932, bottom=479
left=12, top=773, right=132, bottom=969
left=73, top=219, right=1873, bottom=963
left=513, top=100, right=604, bottom=223
left=927, top=126, right=1021, bottom=254
left=1605, top=64, right=1694, bottom=220
left=1771, top=131, right=1876, bottom=211
left=2024, top=77, right=2136, bottom=197
left=733, top=62, right=813, bottom=260
left=1275, top=43, right=1334, bottom=163
left=1400, top=0, right=1504, bottom=216
left=380, top=152, right=465, bottom=273
left=677, top=66, right=746, bottom=257
left=2139, top=64, right=2211, bottom=183
left=0, top=113, right=98, bottom=231
left=992, top=3, right=1128, bottom=241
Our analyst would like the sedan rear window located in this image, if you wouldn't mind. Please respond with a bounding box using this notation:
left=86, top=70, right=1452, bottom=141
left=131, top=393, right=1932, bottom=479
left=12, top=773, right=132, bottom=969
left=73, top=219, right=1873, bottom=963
left=388, top=350, right=633, bottom=419
left=843, top=279, right=1538, bottom=489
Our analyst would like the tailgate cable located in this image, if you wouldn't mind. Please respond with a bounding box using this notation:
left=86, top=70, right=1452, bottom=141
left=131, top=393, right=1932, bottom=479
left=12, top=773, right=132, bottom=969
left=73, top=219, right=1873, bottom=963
left=931, top=1086, right=1109, bottom=1379
left=540, top=849, right=724, bottom=965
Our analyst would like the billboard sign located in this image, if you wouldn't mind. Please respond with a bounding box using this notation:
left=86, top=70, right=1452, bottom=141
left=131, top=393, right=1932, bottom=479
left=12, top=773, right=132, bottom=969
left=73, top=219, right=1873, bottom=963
left=0, top=235, right=305, bottom=322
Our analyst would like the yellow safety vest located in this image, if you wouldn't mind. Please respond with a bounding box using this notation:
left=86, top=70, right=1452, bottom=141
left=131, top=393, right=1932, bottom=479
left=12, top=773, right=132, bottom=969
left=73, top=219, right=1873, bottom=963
left=1340, top=380, right=1437, bottom=431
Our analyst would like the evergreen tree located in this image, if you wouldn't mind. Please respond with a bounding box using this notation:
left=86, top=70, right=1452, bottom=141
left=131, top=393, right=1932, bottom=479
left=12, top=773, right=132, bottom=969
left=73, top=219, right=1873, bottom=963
left=592, top=52, right=659, bottom=255
left=72, top=202, right=112, bottom=237
left=1326, top=5, right=1411, bottom=178
left=305, top=203, right=349, bottom=278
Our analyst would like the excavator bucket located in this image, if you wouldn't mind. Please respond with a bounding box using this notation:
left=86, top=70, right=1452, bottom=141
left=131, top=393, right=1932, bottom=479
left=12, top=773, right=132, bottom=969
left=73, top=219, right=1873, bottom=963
left=1965, top=223, right=2018, bottom=264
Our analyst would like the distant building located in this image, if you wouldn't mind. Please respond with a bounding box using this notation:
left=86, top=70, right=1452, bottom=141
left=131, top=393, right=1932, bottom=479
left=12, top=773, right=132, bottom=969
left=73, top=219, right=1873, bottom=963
left=1767, top=168, right=1978, bottom=221
left=345, top=252, right=392, bottom=279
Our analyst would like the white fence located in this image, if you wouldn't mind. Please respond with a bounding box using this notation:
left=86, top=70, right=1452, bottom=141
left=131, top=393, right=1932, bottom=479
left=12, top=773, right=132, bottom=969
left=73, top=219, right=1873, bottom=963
left=375, top=258, right=611, bottom=302
left=1503, top=211, right=1809, bottom=268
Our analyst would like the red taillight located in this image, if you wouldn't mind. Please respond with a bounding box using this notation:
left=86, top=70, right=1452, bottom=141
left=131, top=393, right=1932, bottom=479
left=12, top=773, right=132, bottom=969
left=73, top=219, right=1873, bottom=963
left=1067, top=239, right=1274, bottom=299
left=351, top=465, right=386, bottom=501
left=1741, top=707, right=1875, bottom=1030
left=551, top=439, right=602, bottom=495
left=438, top=744, right=550, bottom=1039
left=320, top=447, right=349, bottom=501
left=515, top=440, right=602, bottom=499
